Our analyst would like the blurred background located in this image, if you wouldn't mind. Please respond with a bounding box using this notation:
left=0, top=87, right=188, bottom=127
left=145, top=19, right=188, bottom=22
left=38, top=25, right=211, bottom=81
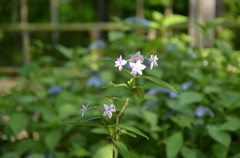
left=0, top=0, right=240, bottom=158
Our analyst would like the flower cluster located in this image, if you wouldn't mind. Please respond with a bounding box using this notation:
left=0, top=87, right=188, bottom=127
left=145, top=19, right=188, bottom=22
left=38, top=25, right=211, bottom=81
left=80, top=103, right=116, bottom=119
left=114, top=51, right=158, bottom=76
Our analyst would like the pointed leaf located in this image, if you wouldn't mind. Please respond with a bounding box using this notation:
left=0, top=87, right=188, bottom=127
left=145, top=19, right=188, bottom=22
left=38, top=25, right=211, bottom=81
left=139, top=75, right=178, bottom=93
left=113, top=141, right=130, bottom=158
left=121, top=130, right=137, bottom=138
left=110, top=124, right=149, bottom=140
left=44, top=130, right=62, bottom=151
left=207, top=125, right=231, bottom=148
left=9, top=113, right=29, bottom=135
left=103, top=81, right=128, bottom=89
left=166, top=132, right=183, bottom=158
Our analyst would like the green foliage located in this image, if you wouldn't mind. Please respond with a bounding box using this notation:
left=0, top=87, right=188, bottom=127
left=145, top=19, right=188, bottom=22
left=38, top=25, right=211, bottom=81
left=1, top=8, right=240, bottom=158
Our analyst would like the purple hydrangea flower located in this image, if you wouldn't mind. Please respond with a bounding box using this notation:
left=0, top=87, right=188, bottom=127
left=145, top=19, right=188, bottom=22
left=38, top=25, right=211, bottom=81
left=129, top=60, right=146, bottom=76
left=47, top=85, right=62, bottom=95
left=103, top=104, right=116, bottom=119
left=87, top=75, right=102, bottom=87
left=149, top=55, right=158, bottom=69
left=124, top=17, right=150, bottom=27
left=80, top=104, right=89, bottom=117
left=181, top=81, right=193, bottom=91
left=195, top=106, right=214, bottom=117
left=88, top=40, right=106, bottom=50
left=115, top=55, right=127, bottom=71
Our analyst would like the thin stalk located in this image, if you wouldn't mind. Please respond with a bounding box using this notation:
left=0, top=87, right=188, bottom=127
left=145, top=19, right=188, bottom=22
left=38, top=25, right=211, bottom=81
left=112, top=90, right=130, bottom=158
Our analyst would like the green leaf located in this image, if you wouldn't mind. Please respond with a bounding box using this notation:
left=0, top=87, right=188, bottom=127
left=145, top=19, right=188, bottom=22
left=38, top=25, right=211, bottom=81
left=171, top=116, right=192, bottom=129
left=103, top=81, right=128, bottom=89
left=207, top=125, right=231, bottom=148
left=166, top=132, right=183, bottom=158
left=103, top=81, right=114, bottom=88
left=32, top=154, right=45, bottom=158
left=113, top=141, right=130, bottom=158
left=179, top=91, right=203, bottom=106
left=234, top=153, right=240, bottom=158
left=215, top=40, right=233, bottom=59
left=135, top=86, right=144, bottom=99
left=91, top=127, right=108, bottom=135
left=150, top=21, right=160, bottom=29
left=139, top=75, right=178, bottom=93
left=93, top=144, right=115, bottom=158
left=64, top=122, right=103, bottom=127
left=55, top=45, right=74, bottom=59
left=105, top=96, right=120, bottom=101
left=44, top=130, right=62, bottom=151
left=58, top=104, right=78, bottom=120
left=110, top=124, right=149, bottom=140
left=152, top=11, right=163, bottom=23
left=181, top=147, right=198, bottom=158
left=9, top=113, right=29, bottom=135
left=163, top=14, right=188, bottom=27
left=121, top=130, right=137, bottom=138
left=212, top=144, right=228, bottom=158
left=108, top=31, right=125, bottom=42
left=206, top=17, right=225, bottom=28
left=220, top=116, right=240, bottom=132
left=204, top=85, right=222, bottom=94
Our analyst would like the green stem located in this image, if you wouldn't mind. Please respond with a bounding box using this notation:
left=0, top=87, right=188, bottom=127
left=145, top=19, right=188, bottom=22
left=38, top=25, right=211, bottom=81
left=112, top=89, right=131, bottom=158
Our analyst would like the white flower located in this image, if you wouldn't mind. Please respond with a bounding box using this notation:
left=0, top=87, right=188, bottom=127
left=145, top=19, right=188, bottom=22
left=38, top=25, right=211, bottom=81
left=103, top=104, right=116, bottom=119
left=130, top=60, right=146, bottom=76
left=149, top=55, right=158, bottom=69
left=129, top=51, right=144, bottom=63
left=115, top=55, right=127, bottom=71
left=80, top=104, right=89, bottom=117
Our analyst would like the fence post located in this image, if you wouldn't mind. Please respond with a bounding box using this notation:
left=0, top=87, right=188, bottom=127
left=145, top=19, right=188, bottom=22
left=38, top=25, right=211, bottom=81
left=20, top=0, right=30, bottom=64
left=189, top=0, right=216, bottom=47
left=50, top=0, right=59, bottom=44
left=136, top=0, right=144, bottom=18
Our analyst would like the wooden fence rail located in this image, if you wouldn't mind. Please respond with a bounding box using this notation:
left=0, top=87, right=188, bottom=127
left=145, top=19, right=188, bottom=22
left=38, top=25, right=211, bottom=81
left=0, top=22, right=119, bottom=32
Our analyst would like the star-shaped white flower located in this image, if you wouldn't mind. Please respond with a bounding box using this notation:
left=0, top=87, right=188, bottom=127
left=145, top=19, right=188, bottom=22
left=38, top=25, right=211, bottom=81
left=115, top=55, right=127, bottom=71
left=129, top=60, right=146, bottom=76
left=130, top=51, right=144, bottom=63
left=103, top=104, right=116, bottom=119
left=80, top=104, right=89, bottom=117
left=149, top=55, right=158, bottom=69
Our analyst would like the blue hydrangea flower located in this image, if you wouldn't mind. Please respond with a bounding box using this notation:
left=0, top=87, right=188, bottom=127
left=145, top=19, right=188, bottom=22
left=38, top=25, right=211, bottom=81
left=124, top=17, right=150, bottom=27
left=141, top=100, right=158, bottom=111
left=169, top=91, right=178, bottom=98
left=166, top=42, right=177, bottom=51
left=195, top=106, right=214, bottom=117
left=87, top=75, right=102, bottom=87
left=147, top=87, right=171, bottom=95
left=88, top=40, right=106, bottom=50
left=181, top=81, right=193, bottom=91
left=47, top=85, right=62, bottom=95
left=187, top=51, right=197, bottom=58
